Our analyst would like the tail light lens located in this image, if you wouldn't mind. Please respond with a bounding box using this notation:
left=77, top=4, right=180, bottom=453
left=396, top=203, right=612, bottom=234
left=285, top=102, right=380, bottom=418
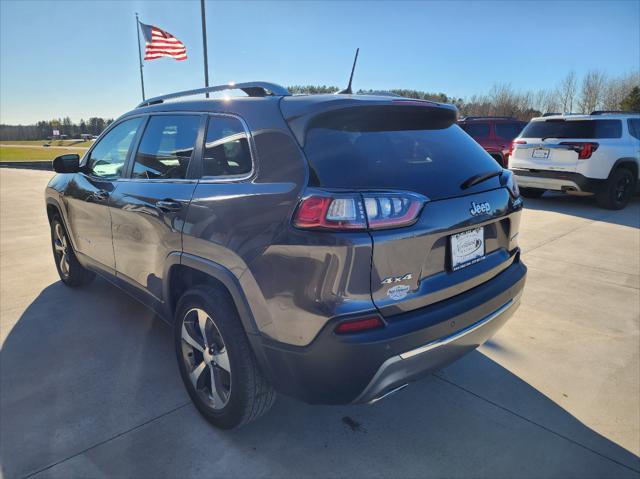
left=509, top=140, right=526, bottom=156
left=560, top=142, right=599, bottom=160
left=293, top=191, right=426, bottom=231
left=501, top=169, right=520, bottom=198
left=334, top=316, right=384, bottom=334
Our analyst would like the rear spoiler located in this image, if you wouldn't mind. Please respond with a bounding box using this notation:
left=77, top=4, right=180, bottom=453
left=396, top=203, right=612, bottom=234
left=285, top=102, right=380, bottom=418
left=281, top=97, right=458, bottom=147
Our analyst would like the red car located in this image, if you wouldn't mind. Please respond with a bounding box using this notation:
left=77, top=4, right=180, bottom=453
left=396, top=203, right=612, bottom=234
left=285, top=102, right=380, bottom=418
left=458, top=117, right=527, bottom=167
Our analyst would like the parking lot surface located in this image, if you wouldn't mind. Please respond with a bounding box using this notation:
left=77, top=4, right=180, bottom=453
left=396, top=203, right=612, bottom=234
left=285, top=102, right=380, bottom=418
left=1, top=168, right=639, bottom=479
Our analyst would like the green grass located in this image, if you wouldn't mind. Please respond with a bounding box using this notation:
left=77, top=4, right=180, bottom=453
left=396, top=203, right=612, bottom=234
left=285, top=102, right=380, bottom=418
left=0, top=140, right=94, bottom=148
left=0, top=146, right=87, bottom=162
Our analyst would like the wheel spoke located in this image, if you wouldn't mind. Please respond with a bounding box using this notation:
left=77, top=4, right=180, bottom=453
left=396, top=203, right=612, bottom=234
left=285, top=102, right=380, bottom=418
left=189, top=360, right=207, bottom=388
left=59, top=254, right=69, bottom=275
left=54, top=242, right=65, bottom=253
left=196, top=309, right=209, bottom=346
left=213, top=348, right=230, bottom=373
left=209, top=367, right=226, bottom=407
left=181, top=323, right=204, bottom=352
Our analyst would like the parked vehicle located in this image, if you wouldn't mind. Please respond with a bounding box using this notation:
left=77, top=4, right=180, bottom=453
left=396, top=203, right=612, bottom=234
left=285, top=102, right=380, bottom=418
left=45, top=82, right=527, bottom=429
left=510, top=112, right=640, bottom=209
left=459, top=116, right=527, bottom=167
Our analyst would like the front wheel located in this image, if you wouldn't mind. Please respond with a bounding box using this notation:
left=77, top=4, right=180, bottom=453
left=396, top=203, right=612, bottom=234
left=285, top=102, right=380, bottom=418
left=50, top=215, right=95, bottom=286
left=174, top=285, right=276, bottom=429
left=596, top=168, right=636, bottom=210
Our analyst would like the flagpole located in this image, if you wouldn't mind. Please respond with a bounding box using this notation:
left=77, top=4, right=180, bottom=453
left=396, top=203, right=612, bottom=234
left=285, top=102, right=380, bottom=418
left=200, top=0, right=210, bottom=98
left=135, top=13, right=146, bottom=101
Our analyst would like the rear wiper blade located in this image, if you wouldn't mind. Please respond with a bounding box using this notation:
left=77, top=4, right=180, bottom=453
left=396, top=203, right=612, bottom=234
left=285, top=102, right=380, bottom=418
left=460, top=170, right=502, bottom=190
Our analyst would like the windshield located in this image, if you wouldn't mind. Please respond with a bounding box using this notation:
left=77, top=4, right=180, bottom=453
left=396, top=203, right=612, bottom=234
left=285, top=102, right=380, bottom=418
left=521, top=119, right=622, bottom=139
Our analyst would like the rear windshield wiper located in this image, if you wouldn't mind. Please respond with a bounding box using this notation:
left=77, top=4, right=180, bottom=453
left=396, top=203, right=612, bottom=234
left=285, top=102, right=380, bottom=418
left=460, top=170, right=502, bottom=190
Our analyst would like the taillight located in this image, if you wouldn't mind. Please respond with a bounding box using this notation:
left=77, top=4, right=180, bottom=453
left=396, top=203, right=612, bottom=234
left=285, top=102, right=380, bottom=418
left=560, top=142, right=599, bottom=160
left=334, top=316, right=384, bottom=334
left=500, top=169, right=520, bottom=198
left=510, top=140, right=526, bottom=156
left=293, top=191, right=426, bottom=231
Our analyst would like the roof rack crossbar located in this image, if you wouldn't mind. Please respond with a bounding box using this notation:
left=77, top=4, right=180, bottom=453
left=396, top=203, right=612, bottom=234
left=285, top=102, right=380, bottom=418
left=137, top=82, right=291, bottom=108
left=460, top=116, right=517, bottom=121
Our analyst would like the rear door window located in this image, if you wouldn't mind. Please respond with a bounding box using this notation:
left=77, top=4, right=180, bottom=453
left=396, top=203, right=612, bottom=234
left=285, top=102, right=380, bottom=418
left=521, top=119, right=622, bottom=139
left=131, top=115, right=201, bottom=180
left=303, top=107, right=500, bottom=199
left=495, top=122, right=526, bottom=140
left=202, top=116, right=252, bottom=178
left=461, top=123, right=491, bottom=139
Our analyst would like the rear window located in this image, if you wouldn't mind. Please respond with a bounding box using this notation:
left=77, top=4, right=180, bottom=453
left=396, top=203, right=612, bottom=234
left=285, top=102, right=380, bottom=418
left=303, top=107, right=500, bottom=197
left=495, top=122, right=525, bottom=140
left=460, top=123, right=490, bottom=139
left=521, top=119, right=622, bottom=139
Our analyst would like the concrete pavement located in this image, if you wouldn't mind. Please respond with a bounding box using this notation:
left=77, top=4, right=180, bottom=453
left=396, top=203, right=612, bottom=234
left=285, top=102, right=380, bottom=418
left=1, top=168, right=639, bottom=478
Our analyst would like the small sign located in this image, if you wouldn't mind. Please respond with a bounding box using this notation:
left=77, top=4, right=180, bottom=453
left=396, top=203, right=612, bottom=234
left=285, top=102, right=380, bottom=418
left=52, top=129, right=60, bottom=136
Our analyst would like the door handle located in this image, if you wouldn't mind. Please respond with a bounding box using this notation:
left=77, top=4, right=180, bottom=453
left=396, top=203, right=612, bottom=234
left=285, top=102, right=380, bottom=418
left=155, top=200, right=182, bottom=212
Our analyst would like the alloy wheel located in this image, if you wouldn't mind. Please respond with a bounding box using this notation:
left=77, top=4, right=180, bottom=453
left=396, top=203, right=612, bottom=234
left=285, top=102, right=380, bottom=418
left=615, top=176, right=631, bottom=203
left=181, top=308, right=232, bottom=410
left=53, top=222, right=70, bottom=278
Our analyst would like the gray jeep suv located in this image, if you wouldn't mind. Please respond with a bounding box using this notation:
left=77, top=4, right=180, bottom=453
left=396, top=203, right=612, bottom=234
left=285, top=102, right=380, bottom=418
left=45, top=82, right=527, bottom=429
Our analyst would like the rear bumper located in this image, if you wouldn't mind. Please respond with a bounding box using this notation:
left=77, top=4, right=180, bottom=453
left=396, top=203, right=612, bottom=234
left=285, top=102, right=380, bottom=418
left=513, top=169, right=605, bottom=194
left=256, top=257, right=527, bottom=405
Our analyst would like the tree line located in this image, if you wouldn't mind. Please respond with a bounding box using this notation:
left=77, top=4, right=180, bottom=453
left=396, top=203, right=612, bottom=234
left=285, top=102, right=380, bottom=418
left=2, top=70, right=638, bottom=141
left=0, top=117, right=114, bottom=141
left=290, top=69, right=639, bottom=120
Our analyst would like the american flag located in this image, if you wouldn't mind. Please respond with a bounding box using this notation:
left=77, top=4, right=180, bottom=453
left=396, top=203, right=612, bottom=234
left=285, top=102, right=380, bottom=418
left=139, top=22, right=187, bottom=61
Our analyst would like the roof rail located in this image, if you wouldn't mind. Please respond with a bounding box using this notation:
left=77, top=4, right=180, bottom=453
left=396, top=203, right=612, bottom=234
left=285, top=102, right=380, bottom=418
left=460, top=116, right=517, bottom=121
left=591, top=110, right=639, bottom=115
left=137, top=82, right=291, bottom=108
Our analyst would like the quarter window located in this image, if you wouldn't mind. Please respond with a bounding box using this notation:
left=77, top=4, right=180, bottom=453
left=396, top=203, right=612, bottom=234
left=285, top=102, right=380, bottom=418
left=86, top=118, right=143, bottom=179
left=202, top=116, right=252, bottom=177
left=628, top=119, right=640, bottom=140
left=132, top=115, right=201, bottom=180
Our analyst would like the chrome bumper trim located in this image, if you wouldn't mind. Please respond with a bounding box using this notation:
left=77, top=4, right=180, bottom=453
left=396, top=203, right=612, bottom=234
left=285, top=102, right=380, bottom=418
left=399, top=298, right=515, bottom=359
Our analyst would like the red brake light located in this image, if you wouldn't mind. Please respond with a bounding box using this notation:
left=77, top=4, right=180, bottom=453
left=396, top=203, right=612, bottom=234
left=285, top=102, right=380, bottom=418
left=293, top=192, right=426, bottom=231
left=334, top=316, right=384, bottom=334
left=559, top=142, right=599, bottom=160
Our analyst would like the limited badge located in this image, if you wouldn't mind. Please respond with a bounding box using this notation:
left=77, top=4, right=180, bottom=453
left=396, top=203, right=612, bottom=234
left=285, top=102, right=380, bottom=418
left=387, top=284, right=410, bottom=300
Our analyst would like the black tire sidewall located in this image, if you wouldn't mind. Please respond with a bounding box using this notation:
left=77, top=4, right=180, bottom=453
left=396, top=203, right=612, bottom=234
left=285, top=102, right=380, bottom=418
left=174, top=287, right=256, bottom=429
left=50, top=215, right=92, bottom=286
left=599, top=169, right=635, bottom=210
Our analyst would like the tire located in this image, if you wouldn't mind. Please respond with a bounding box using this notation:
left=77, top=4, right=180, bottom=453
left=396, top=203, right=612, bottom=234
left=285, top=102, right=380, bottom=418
left=174, top=285, right=276, bottom=429
left=520, top=188, right=546, bottom=199
left=50, top=215, right=95, bottom=287
left=596, top=168, right=636, bottom=210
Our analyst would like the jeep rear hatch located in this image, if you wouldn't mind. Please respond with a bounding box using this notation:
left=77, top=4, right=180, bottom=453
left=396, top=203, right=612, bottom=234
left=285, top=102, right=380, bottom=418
left=285, top=97, right=519, bottom=317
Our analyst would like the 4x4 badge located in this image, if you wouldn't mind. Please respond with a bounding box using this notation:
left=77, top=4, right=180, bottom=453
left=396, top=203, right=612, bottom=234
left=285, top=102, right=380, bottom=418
left=381, top=273, right=412, bottom=285
left=470, top=201, right=491, bottom=216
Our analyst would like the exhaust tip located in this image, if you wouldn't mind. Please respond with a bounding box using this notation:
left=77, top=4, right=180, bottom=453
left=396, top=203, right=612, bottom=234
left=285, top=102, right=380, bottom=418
left=367, top=383, right=409, bottom=404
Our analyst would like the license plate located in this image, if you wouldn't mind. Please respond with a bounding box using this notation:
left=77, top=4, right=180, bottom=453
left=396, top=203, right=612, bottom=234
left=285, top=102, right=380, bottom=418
left=451, top=227, right=485, bottom=271
left=532, top=148, right=550, bottom=159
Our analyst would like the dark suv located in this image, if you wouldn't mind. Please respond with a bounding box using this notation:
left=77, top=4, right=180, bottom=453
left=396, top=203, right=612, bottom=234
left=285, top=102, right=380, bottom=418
left=46, top=82, right=527, bottom=429
left=459, top=117, right=527, bottom=167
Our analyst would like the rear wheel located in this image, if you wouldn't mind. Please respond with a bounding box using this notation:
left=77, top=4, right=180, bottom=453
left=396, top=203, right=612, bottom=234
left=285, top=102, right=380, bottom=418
left=520, top=188, right=546, bottom=199
left=50, top=215, right=95, bottom=286
left=174, top=285, right=275, bottom=429
left=596, top=168, right=636, bottom=210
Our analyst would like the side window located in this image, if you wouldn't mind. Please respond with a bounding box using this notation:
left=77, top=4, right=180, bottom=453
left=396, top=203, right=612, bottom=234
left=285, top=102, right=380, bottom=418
left=202, top=116, right=253, bottom=177
left=86, top=118, right=143, bottom=179
left=461, top=123, right=490, bottom=139
left=495, top=122, right=525, bottom=140
left=628, top=119, right=640, bottom=140
left=132, top=115, right=201, bottom=180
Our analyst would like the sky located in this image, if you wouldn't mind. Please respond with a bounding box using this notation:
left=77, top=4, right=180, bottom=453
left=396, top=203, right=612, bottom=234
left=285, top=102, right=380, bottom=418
left=1, top=0, right=638, bottom=124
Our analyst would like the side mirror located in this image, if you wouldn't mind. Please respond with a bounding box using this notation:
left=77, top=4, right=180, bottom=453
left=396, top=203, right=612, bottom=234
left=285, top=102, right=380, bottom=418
left=52, top=154, right=80, bottom=173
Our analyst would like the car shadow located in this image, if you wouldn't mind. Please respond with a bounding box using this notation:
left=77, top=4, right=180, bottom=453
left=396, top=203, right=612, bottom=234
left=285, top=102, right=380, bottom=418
left=523, top=192, right=640, bottom=229
left=1, top=279, right=639, bottom=478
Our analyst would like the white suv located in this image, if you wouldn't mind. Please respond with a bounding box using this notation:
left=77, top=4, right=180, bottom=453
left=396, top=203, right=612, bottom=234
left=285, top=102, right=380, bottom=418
left=510, top=112, right=640, bottom=209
